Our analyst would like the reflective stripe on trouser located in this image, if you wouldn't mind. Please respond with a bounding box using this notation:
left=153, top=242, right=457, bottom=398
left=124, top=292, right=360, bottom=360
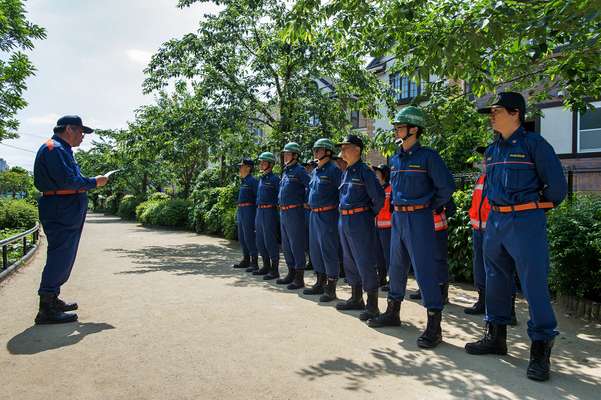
left=377, top=227, right=391, bottom=272
left=255, top=207, right=279, bottom=262
left=280, top=207, right=306, bottom=269
left=483, top=209, right=558, bottom=341
left=388, top=209, right=444, bottom=310
left=434, top=229, right=449, bottom=284
left=309, top=209, right=340, bottom=278
left=338, top=211, right=380, bottom=292
left=237, top=206, right=257, bottom=257
left=38, top=194, right=88, bottom=295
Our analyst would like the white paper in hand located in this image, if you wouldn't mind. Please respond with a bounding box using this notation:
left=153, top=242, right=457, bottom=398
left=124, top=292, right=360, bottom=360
left=104, top=169, right=122, bottom=179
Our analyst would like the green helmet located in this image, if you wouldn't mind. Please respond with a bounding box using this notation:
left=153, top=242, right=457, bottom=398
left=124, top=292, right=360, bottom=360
left=282, top=142, right=301, bottom=154
left=258, top=151, right=276, bottom=164
left=313, top=138, right=335, bottom=152
left=392, top=106, right=426, bottom=129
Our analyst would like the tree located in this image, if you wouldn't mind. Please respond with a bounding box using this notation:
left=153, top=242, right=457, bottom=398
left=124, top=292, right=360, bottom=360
left=289, top=0, right=601, bottom=170
left=144, top=0, right=380, bottom=150
left=0, top=166, right=33, bottom=198
left=0, top=0, right=46, bottom=141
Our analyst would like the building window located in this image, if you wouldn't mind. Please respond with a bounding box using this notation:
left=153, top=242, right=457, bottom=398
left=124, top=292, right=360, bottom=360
left=350, top=110, right=360, bottom=128
left=389, top=72, right=421, bottom=102
left=578, top=105, right=601, bottom=152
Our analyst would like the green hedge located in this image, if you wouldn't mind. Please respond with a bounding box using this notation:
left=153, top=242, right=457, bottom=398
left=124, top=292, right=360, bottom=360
left=137, top=198, right=191, bottom=228
left=117, top=195, right=142, bottom=220
left=189, top=183, right=238, bottom=240
left=0, top=199, right=38, bottom=230
left=547, top=194, right=601, bottom=301
left=447, top=189, right=474, bottom=282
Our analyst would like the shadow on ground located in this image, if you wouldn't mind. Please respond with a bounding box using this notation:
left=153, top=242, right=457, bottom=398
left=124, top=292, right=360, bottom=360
left=7, top=322, right=115, bottom=355
left=100, top=216, right=600, bottom=399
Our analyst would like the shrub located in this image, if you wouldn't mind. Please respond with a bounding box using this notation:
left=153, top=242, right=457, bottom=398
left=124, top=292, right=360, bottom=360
left=117, top=195, right=141, bottom=220
left=189, top=183, right=238, bottom=237
left=447, top=189, right=474, bottom=282
left=148, top=192, right=170, bottom=202
left=137, top=198, right=191, bottom=228
left=547, top=194, right=601, bottom=301
left=0, top=199, right=38, bottom=229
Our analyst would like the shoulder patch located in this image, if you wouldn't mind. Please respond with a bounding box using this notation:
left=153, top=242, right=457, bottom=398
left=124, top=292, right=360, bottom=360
left=45, top=139, right=55, bottom=151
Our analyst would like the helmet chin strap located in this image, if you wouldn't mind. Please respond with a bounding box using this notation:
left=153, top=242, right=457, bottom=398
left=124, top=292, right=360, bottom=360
left=395, top=128, right=413, bottom=146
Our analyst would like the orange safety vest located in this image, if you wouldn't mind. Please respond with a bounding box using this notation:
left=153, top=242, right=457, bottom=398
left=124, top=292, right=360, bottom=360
left=468, top=174, right=490, bottom=230
left=376, top=185, right=392, bottom=229
left=433, top=209, right=448, bottom=232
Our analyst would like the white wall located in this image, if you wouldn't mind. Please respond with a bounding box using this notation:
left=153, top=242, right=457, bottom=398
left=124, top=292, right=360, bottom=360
left=539, top=106, right=572, bottom=155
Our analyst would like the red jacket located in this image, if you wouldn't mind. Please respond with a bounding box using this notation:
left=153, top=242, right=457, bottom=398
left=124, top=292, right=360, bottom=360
left=469, top=174, right=490, bottom=230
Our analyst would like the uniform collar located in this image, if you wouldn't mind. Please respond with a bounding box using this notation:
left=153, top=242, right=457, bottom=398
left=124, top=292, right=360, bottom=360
left=285, top=162, right=298, bottom=172
left=317, top=160, right=333, bottom=171
left=500, top=126, right=525, bottom=145
left=52, top=134, right=72, bottom=150
left=400, top=142, right=421, bottom=156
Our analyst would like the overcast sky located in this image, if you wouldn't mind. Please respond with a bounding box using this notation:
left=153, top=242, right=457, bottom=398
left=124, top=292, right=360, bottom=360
left=0, top=0, right=220, bottom=170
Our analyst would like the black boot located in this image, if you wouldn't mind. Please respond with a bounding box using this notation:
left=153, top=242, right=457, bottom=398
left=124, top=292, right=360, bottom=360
left=409, top=289, right=422, bottom=300
left=527, top=339, right=554, bottom=381
left=306, top=258, right=313, bottom=271
left=359, top=290, right=380, bottom=321
left=465, top=322, right=508, bottom=355
left=417, top=309, right=443, bottom=349
left=381, top=284, right=390, bottom=292
left=35, top=293, right=78, bottom=325
left=276, top=267, right=295, bottom=285
left=303, top=272, right=326, bottom=295
left=245, top=256, right=259, bottom=272
left=336, top=285, right=365, bottom=310
left=464, top=289, right=485, bottom=315
left=510, top=294, right=518, bottom=326
left=440, top=282, right=449, bottom=305
left=378, top=266, right=388, bottom=287
left=55, top=297, right=78, bottom=312
left=264, top=259, right=280, bottom=280
left=368, top=299, right=402, bottom=327
left=253, top=257, right=271, bottom=276
left=319, top=278, right=338, bottom=302
left=287, top=269, right=305, bottom=290
left=233, top=255, right=250, bottom=269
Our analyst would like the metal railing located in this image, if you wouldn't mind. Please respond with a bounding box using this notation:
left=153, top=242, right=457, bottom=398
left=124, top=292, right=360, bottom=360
left=1, top=223, right=40, bottom=272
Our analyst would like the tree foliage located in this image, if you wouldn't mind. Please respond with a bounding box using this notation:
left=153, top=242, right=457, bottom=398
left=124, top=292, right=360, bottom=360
left=0, top=0, right=46, bottom=141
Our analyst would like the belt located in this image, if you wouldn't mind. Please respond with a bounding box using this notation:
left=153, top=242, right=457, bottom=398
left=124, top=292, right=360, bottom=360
left=43, top=189, right=87, bottom=196
left=394, top=204, right=429, bottom=212
left=238, top=202, right=255, bottom=207
left=340, top=206, right=370, bottom=216
left=280, top=204, right=303, bottom=211
left=491, top=201, right=554, bottom=213
left=258, top=204, right=276, bottom=209
left=311, top=205, right=337, bottom=213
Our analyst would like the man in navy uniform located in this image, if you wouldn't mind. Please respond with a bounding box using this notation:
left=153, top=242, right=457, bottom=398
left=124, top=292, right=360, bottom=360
left=368, top=107, right=455, bottom=350
left=252, top=152, right=281, bottom=280
left=276, top=142, right=310, bottom=289
left=33, top=115, right=108, bottom=324
left=465, top=92, right=567, bottom=382
left=232, top=158, right=259, bottom=272
left=336, top=135, right=385, bottom=321
left=304, top=138, right=342, bottom=302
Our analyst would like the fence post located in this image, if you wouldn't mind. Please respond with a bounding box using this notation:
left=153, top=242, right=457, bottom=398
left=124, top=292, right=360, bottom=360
left=22, top=236, right=27, bottom=256
left=2, top=245, right=7, bottom=270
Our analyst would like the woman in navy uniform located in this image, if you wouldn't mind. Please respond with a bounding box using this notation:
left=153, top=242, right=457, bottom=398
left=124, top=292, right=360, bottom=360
left=232, top=158, right=259, bottom=272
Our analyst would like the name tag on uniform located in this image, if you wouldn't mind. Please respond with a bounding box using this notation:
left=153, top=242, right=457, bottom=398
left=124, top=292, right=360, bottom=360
left=351, top=178, right=362, bottom=183
left=319, top=175, right=330, bottom=181
left=509, top=153, right=526, bottom=159
left=409, top=164, right=423, bottom=168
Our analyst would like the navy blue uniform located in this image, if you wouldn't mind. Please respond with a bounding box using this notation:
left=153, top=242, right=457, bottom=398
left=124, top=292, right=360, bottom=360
left=255, top=172, right=280, bottom=264
left=483, top=127, right=566, bottom=340
left=389, top=143, right=455, bottom=310
left=308, top=160, right=342, bottom=278
left=33, top=136, right=97, bottom=295
left=237, top=175, right=258, bottom=258
left=338, top=160, right=384, bottom=292
left=278, top=163, right=310, bottom=270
